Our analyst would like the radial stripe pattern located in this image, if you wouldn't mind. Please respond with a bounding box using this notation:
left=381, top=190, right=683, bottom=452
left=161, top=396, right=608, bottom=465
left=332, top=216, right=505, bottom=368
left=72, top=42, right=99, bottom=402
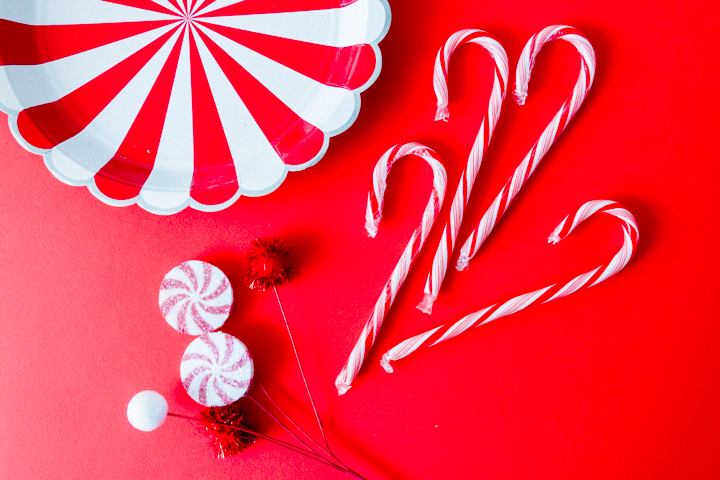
left=181, top=332, right=254, bottom=407
left=159, top=260, right=234, bottom=335
left=0, top=0, right=391, bottom=214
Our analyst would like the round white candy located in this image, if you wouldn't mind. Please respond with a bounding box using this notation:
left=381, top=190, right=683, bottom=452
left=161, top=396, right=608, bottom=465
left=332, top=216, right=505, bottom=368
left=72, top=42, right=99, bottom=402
left=127, top=391, right=168, bottom=432
left=159, top=261, right=234, bottom=335
left=181, top=332, right=254, bottom=407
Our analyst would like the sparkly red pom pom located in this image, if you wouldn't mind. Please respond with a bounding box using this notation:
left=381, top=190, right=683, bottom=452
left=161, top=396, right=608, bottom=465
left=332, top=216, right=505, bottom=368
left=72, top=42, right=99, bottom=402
left=244, top=237, right=295, bottom=291
left=198, top=403, right=256, bottom=459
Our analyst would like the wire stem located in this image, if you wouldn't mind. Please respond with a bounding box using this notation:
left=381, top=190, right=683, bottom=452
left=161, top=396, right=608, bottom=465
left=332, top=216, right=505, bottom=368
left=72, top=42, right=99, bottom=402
left=167, top=413, right=343, bottom=472
left=248, top=390, right=328, bottom=462
left=274, top=286, right=346, bottom=469
left=254, top=379, right=336, bottom=463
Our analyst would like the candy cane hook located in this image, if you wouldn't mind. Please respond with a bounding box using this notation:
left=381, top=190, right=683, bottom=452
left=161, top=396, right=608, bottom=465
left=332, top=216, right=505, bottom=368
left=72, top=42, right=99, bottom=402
left=381, top=200, right=638, bottom=371
left=336, top=143, right=448, bottom=395
left=456, top=25, right=596, bottom=271
left=418, top=30, right=509, bottom=314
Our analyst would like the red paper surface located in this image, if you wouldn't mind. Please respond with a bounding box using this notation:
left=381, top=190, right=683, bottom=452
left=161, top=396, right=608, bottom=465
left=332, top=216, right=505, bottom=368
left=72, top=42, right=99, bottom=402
left=1, top=1, right=719, bottom=479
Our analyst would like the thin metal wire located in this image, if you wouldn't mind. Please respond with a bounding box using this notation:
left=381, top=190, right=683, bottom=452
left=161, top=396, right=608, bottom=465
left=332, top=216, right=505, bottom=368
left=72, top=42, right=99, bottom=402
left=253, top=379, right=336, bottom=463
left=167, top=413, right=343, bottom=472
left=247, top=391, right=328, bottom=462
left=274, top=286, right=347, bottom=469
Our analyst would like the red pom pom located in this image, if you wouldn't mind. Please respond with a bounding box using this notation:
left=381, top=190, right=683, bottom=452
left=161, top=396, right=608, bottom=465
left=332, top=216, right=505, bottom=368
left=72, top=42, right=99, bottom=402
left=198, top=403, right=256, bottom=459
left=244, top=237, right=295, bottom=291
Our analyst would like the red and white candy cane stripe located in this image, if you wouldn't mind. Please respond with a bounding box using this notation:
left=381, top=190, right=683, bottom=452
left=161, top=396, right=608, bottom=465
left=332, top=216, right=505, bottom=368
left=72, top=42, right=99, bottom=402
left=456, top=25, right=597, bottom=271
left=336, top=143, right=448, bottom=395
left=381, top=200, right=638, bottom=372
left=417, top=30, right=509, bottom=314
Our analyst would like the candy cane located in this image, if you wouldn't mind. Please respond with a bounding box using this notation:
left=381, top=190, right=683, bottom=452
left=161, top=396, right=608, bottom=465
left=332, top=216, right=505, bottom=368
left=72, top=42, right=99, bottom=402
left=456, top=25, right=597, bottom=271
left=417, top=30, right=509, bottom=314
left=381, top=200, right=638, bottom=372
left=336, top=143, right=448, bottom=395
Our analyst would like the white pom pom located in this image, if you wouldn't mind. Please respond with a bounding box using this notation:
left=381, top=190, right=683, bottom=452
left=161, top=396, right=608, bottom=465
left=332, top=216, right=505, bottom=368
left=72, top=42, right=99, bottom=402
left=127, top=391, right=168, bottom=432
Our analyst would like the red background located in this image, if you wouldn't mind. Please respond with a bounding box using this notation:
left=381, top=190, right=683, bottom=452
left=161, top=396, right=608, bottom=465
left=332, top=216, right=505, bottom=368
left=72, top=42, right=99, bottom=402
left=1, top=0, right=719, bottom=478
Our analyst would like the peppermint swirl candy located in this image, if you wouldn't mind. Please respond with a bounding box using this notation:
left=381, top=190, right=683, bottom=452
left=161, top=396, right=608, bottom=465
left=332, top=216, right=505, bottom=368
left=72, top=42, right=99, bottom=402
left=181, top=333, right=254, bottom=407
left=159, top=261, right=233, bottom=335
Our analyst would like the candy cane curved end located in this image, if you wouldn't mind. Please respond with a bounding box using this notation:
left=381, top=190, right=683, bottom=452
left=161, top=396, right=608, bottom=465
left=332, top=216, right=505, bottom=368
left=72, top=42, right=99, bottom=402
left=336, top=143, right=448, bottom=394
left=513, top=25, right=596, bottom=106
left=433, top=29, right=509, bottom=123
left=382, top=200, right=638, bottom=372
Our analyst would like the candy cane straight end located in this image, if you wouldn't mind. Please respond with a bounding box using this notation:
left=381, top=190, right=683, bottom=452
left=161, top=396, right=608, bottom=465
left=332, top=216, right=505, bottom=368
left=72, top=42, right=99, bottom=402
left=366, top=218, right=380, bottom=238
left=512, top=90, right=528, bottom=106
left=548, top=220, right=567, bottom=244
left=455, top=255, right=471, bottom=271
left=548, top=233, right=562, bottom=244
left=335, top=377, right=352, bottom=396
left=380, top=353, right=394, bottom=373
left=435, top=104, right=450, bottom=122
left=365, top=201, right=381, bottom=238
left=416, top=293, right=437, bottom=315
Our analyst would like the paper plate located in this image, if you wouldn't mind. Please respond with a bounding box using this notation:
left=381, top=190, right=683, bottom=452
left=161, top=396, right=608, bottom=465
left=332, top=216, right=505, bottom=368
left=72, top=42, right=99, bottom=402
left=0, top=0, right=391, bottom=214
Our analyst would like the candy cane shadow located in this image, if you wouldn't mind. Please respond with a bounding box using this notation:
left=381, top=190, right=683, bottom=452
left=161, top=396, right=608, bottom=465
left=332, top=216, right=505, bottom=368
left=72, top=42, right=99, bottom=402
left=612, top=197, right=655, bottom=264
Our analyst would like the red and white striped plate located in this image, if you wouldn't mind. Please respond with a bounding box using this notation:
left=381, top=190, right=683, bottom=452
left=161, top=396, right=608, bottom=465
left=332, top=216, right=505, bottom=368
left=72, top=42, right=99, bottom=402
left=0, top=0, right=391, bottom=214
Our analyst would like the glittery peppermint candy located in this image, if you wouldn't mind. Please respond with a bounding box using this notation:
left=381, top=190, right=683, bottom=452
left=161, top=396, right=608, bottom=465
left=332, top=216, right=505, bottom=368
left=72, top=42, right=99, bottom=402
left=159, top=260, right=233, bottom=335
left=181, top=332, right=254, bottom=407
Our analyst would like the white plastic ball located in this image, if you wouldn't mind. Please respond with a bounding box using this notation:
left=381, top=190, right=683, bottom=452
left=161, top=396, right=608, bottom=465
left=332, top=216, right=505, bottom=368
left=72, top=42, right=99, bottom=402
left=127, top=391, right=169, bottom=432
